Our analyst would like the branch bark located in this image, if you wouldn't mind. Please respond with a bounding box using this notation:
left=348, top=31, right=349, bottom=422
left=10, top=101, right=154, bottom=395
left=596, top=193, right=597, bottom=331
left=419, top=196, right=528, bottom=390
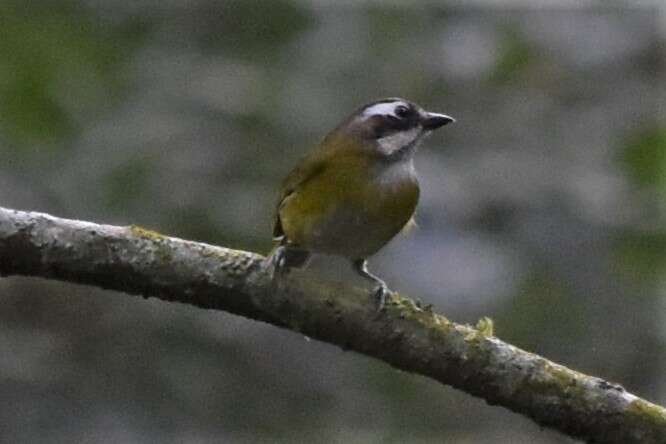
left=0, top=206, right=664, bottom=443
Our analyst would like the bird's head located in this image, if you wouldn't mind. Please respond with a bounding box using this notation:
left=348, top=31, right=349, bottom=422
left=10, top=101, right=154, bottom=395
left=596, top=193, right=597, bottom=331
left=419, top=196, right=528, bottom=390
left=325, top=98, right=454, bottom=160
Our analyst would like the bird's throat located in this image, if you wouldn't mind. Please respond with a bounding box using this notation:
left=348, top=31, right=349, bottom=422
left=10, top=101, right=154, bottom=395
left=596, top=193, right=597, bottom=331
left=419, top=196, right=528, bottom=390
left=376, top=127, right=422, bottom=159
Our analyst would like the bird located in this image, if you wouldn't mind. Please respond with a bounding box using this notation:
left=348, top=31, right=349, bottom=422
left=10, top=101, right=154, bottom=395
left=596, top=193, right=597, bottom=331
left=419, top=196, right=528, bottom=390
left=270, top=98, right=454, bottom=308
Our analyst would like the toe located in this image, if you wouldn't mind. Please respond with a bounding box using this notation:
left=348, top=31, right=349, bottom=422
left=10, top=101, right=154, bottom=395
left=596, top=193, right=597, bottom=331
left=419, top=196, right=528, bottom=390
left=373, top=284, right=391, bottom=311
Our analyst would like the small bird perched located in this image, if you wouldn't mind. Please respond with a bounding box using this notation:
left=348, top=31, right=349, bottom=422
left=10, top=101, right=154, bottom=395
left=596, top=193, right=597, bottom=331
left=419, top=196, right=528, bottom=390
left=271, top=98, right=454, bottom=307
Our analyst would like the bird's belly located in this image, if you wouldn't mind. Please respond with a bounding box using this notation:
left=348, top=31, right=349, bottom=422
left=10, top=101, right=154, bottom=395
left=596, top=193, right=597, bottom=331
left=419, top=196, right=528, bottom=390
left=301, top=177, right=419, bottom=259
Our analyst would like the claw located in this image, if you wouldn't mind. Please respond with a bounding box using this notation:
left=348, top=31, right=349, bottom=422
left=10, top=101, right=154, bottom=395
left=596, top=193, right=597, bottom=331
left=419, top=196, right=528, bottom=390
left=267, top=246, right=287, bottom=279
left=268, top=245, right=311, bottom=279
left=373, top=284, right=391, bottom=311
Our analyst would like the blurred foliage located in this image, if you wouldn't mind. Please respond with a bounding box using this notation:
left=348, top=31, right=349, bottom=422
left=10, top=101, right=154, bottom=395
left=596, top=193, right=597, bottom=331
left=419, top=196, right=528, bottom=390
left=615, top=231, right=666, bottom=282
left=0, top=2, right=663, bottom=443
left=488, top=27, right=534, bottom=85
left=622, top=127, right=666, bottom=189
left=0, top=1, right=145, bottom=154
left=496, top=271, right=585, bottom=354
left=103, top=156, right=153, bottom=211
left=193, top=0, right=312, bottom=58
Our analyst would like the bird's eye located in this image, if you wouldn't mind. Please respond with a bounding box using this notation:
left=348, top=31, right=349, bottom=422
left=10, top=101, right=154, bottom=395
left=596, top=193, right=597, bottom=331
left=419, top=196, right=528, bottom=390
left=394, top=105, right=410, bottom=118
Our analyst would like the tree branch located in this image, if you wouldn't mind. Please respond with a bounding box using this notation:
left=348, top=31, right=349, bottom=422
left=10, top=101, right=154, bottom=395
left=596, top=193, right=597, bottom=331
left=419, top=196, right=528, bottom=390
left=0, top=206, right=664, bottom=443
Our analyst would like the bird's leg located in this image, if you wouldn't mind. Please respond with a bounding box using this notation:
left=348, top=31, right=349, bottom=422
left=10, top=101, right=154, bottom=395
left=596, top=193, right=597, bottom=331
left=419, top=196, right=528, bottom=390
left=352, top=259, right=391, bottom=310
left=269, top=244, right=310, bottom=277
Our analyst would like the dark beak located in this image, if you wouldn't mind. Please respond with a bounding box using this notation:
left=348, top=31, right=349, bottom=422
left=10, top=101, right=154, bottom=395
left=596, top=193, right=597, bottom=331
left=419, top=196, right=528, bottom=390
left=421, top=112, right=455, bottom=130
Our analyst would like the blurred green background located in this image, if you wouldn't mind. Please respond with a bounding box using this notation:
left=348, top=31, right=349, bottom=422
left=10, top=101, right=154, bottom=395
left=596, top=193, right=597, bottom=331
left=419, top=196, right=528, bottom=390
left=1, top=1, right=665, bottom=443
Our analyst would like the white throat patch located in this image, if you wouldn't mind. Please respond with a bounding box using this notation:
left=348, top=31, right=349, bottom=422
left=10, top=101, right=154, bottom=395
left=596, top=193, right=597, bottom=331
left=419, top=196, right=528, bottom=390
left=377, top=127, right=421, bottom=156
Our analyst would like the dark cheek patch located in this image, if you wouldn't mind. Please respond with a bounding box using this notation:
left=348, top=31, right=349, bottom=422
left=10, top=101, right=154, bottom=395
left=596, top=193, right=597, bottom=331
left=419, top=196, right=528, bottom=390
left=373, top=115, right=418, bottom=139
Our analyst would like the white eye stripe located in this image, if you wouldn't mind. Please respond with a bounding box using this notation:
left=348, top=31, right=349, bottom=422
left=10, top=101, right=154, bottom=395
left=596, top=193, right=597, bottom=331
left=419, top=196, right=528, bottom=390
left=362, top=101, right=408, bottom=118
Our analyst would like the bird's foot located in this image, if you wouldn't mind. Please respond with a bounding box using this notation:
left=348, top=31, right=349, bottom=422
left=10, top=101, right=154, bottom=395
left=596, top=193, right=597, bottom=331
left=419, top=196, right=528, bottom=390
left=351, top=259, right=393, bottom=312
left=267, top=246, right=288, bottom=279
left=267, top=246, right=311, bottom=279
left=372, top=283, right=393, bottom=312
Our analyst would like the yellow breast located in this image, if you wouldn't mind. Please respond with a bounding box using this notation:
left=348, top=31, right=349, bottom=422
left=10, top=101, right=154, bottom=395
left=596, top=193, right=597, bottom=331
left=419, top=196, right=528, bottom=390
left=279, top=147, right=419, bottom=259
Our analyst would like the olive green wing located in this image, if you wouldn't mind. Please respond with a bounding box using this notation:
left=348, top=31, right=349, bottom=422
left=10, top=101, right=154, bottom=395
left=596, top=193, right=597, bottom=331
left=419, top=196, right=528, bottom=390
left=273, top=153, right=327, bottom=241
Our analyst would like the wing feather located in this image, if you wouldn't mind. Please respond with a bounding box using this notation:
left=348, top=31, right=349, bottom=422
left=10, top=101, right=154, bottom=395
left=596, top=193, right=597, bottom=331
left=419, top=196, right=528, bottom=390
left=272, top=153, right=327, bottom=240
